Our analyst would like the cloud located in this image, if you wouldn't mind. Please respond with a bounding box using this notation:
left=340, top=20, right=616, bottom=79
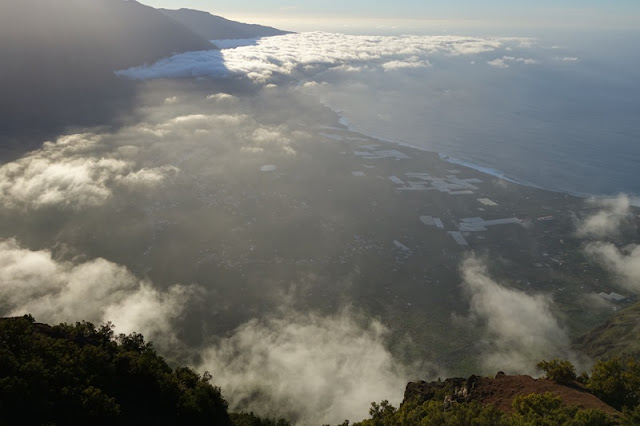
left=115, top=165, right=178, bottom=187
left=116, top=32, right=534, bottom=83
left=116, top=49, right=229, bottom=80
left=249, top=126, right=299, bottom=155
left=576, top=194, right=633, bottom=238
left=0, top=89, right=307, bottom=213
left=206, top=92, right=237, bottom=102
left=0, top=133, right=177, bottom=210
left=487, top=56, right=538, bottom=68
left=0, top=238, right=197, bottom=347
left=556, top=56, right=579, bottom=62
left=577, top=194, right=640, bottom=296
left=457, top=255, right=575, bottom=375
left=584, top=243, right=640, bottom=295
left=199, top=309, right=410, bottom=425
left=381, top=57, right=430, bottom=72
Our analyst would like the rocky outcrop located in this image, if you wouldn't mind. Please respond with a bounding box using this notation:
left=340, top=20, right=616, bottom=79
left=402, top=373, right=620, bottom=417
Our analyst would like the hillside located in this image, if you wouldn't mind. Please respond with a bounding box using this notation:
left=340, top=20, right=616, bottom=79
left=404, top=374, right=620, bottom=417
left=575, top=302, right=640, bottom=359
left=347, top=373, right=629, bottom=425
left=0, top=0, right=214, bottom=140
left=159, top=8, right=292, bottom=41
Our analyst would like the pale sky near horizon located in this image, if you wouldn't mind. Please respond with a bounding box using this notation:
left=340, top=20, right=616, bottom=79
left=138, top=0, right=640, bottom=33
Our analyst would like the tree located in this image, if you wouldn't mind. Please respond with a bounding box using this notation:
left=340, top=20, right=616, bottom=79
left=0, top=315, right=232, bottom=426
left=537, top=359, right=577, bottom=386
left=510, top=392, right=614, bottom=426
left=588, top=357, right=640, bottom=411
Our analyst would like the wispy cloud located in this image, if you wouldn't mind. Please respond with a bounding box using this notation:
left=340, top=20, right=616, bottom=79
left=457, top=255, right=577, bottom=375
left=578, top=194, right=640, bottom=295
left=576, top=194, right=634, bottom=238
left=585, top=242, right=640, bottom=295
left=487, top=55, right=538, bottom=68
left=199, top=308, right=411, bottom=425
left=0, top=133, right=176, bottom=210
left=0, top=238, right=196, bottom=348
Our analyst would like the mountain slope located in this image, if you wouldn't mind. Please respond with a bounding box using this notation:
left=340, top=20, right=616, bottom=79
left=0, top=0, right=214, bottom=137
left=574, top=302, right=640, bottom=359
left=159, top=8, right=292, bottom=40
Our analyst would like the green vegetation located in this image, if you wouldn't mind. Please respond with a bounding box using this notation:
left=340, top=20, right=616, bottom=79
left=575, top=302, right=640, bottom=360
left=230, top=412, right=292, bottom=426
left=348, top=393, right=613, bottom=426
left=586, top=357, right=640, bottom=411
left=3, top=314, right=640, bottom=426
left=510, top=392, right=613, bottom=426
left=346, top=357, right=640, bottom=426
left=537, top=359, right=577, bottom=385
left=0, top=315, right=289, bottom=426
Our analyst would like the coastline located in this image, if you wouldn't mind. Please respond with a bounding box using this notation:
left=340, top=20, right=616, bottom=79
left=328, top=106, right=640, bottom=205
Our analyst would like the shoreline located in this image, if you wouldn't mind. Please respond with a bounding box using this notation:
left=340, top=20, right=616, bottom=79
left=329, top=106, right=640, bottom=206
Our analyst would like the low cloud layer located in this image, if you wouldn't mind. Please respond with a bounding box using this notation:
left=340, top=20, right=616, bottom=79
left=0, top=238, right=195, bottom=348
left=458, top=255, right=575, bottom=375
left=117, top=32, right=536, bottom=83
left=199, top=309, right=410, bottom=425
left=0, top=133, right=177, bottom=210
left=576, top=194, right=634, bottom=238
left=487, top=56, right=538, bottom=68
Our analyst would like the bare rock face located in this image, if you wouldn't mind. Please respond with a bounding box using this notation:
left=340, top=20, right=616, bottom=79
left=403, top=376, right=478, bottom=406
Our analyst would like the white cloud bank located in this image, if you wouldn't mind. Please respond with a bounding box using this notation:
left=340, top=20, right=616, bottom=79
left=117, top=32, right=536, bottom=83
left=0, top=133, right=177, bottom=210
left=199, top=309, right=410, bottom=425
left=458, top=255, right=576, bottom=375
left=0, top=237, right=411, bottom=426
left=0, top=238, right=196, bottom=346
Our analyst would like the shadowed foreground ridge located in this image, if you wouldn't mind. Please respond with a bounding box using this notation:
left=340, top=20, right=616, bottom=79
left=0, top=0, right=214, bottom=141
left=346, top=364, right=640, bottom=425
left=2, top=315, right=640, bottom=425
left=0, top=315, right=288, bottom=426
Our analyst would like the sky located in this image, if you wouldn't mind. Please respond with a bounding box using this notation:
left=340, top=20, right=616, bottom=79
left=138, top=0, right=640, bottom=33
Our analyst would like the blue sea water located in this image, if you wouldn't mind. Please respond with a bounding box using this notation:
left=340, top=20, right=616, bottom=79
left=304, top=31, right=640, bottom=199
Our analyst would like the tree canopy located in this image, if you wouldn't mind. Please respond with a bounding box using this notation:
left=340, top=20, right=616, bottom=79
left=0, top=315, right=231, bottom=426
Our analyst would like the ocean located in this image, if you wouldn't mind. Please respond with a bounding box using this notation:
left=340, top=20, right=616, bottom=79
left=119, top=30, right=640, bottom=199
left=295, top=32, right=640, bottom=199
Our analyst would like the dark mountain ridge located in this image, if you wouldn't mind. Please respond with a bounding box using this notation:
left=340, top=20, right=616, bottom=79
left=159, top=8, right=292, bottom=41
left=0, top=0, right=289, bottom=153
left=0, top=0, right=214, bottom=140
